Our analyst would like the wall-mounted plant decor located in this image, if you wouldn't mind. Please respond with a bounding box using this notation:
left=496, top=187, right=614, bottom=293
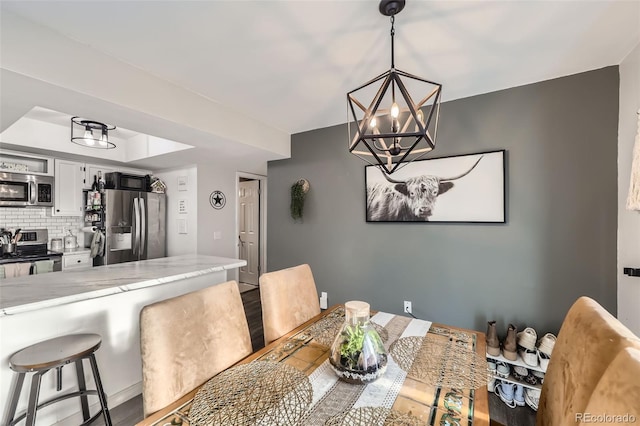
left=290, top=179, right=310, bottom=220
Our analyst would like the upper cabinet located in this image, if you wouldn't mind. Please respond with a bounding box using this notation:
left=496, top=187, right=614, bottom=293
left=84, top=164, right=117, bottom=190
left=53, top=159, right=83, bottom=216
left=0, top=149, right=53, bottom=176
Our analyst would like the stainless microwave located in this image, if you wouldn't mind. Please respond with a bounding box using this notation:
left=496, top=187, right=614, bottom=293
left=0, top=172, right=54, bottom=207
left=105, top=172, right=151, bottom=192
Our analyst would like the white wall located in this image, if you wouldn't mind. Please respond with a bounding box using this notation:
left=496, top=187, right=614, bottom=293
left=618, top=41, right=640, bottom=336
left=197, top=158, right=267, bottom=281
left=154, top=167, right=198, bottom=256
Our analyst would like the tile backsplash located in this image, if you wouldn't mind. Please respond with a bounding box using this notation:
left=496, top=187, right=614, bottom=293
left=0, top=207, right=85, bottom=245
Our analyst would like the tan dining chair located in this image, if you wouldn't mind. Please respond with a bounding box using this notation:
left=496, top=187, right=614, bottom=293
left=577, top=347, right=640, bottom=425
left=259, top=264, right=321, bottom=345
left=139, top=280, right=252, bottom=417
left=537, top=296, right=640, bottom=426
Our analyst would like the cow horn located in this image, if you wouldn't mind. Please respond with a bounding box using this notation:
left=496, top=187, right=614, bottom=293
left=440, top=155, right=484, bottom=182
left=379, top=168, right=405, bottom=184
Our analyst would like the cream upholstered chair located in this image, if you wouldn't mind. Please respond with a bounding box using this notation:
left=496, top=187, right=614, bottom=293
left=139, top=281, right=252, bottom=417
left=578, top=347, right=640, bottom=424
left=259, top=264, right=321, bottom=345
left=537, top=296, right=640, bottom=426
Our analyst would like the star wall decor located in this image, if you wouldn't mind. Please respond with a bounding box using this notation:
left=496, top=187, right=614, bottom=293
left=209, top=190, right=226, bottom=209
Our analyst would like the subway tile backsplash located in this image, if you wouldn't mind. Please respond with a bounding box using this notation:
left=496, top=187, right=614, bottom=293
left=0, top=207, right=84, bottom=243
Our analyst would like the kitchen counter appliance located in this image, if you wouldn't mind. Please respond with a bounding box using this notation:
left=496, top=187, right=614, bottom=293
left=0, top=172, right=54, bottom=207
left=0, top=229, right=62, bottom=270
left=96, top=189, right=166, bottom=266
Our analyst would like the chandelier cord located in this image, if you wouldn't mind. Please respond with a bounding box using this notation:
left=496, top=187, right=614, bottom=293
left=390, top=15, right=395, bottom=69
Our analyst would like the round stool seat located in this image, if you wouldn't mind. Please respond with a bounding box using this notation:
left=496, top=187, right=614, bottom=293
left=10, top=334, right=102, bottom=373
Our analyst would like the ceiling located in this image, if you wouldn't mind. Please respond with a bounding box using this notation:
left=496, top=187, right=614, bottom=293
left=1, top=0, right=638, bottom=170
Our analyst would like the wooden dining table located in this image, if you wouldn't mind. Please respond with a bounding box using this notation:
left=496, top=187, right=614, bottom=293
left=137, top=305, right=490, bottom=426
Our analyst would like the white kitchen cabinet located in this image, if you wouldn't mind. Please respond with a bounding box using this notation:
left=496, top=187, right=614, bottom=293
left=62, top=252, right=92, bottom=270
left=53, top=159, right=83, bottom=216
left=84, top=164, right=117, bottom=190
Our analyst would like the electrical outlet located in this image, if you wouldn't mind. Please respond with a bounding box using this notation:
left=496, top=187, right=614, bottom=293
left=404, top=301, right=412, bottom=314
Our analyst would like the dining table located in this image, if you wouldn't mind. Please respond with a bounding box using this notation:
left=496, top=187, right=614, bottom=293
left=137, top=304, right=490, bottom=426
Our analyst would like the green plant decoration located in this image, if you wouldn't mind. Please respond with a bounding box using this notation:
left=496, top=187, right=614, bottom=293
left=339, top=324, right=366, bottom=370
left=290, top=179, right=309, bottom=220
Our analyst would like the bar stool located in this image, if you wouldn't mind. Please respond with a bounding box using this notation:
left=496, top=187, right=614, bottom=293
left=5, top=333, right=112, bottom=426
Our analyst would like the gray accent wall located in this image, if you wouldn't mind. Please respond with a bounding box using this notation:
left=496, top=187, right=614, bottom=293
left=267, top=67, right=619, bottom=334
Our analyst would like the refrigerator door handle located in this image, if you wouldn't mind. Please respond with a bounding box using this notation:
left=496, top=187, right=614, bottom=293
left=133, top=197, right=141, bottom=255
left=140, top=197, right=146, bottom=257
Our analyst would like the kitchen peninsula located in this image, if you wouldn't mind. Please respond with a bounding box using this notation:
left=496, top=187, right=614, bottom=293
left=0, top=254, right=246, bottom=425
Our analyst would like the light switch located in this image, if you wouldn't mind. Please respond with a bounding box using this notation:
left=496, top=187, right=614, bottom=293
left=178, top=219, right=188, bottom=234
left=213, top=231, right=221, bottom=240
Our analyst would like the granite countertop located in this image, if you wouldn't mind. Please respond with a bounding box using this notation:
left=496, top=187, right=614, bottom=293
left=0, top=255, right=246, bottom=316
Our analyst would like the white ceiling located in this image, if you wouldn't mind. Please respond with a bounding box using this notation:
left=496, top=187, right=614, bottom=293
left=1, top=0, right=639, bottom=169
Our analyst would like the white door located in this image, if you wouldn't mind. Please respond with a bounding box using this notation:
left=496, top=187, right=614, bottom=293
left=238, top=180, right=260, bottom=285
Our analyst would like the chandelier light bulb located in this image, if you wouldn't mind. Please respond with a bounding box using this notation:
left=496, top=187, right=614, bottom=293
left=99, top=128, right=109, bottom=147
left=390, top=102, right=400, bottom=119
left=369, top=117, right=377, bottom=128
left=83, top=127, right=95, bottom=145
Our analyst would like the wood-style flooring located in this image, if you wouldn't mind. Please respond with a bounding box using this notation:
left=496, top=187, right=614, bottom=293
left=97, top=285, right=537, bottom=426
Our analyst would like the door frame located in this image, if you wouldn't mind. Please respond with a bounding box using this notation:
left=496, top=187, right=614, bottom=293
left=235, top=171, right=267, bottom=282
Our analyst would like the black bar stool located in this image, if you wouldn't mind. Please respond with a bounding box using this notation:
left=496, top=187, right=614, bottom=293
left=4, top=333, right=112, bottom=426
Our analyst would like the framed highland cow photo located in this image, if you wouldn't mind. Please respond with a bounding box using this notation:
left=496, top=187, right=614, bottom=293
left=365, top=150, right=506, bottom=223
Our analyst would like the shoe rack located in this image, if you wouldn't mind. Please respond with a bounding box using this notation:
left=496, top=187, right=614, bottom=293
left=487, top=351, right=546, bottom=391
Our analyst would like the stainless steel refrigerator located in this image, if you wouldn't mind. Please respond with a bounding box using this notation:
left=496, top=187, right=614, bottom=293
left=101, top=189, right=166, bottom=265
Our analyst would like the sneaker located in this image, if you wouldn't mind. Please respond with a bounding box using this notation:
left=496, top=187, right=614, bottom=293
left=503, top=324, right=518, bottom=361
left=538, top=350, right=551, bottom=370
left=524, top=388, right=540, bottom=411
left=514, top=385, right=525, bottom=406
left=520, top=347, right=539, bottom=367
left=532, top=370, right=545, bottom=384
left=486, top=321, right=500, bottom=356
left=495, top=381, right=516, bottom=408
left=495, top=361, right=510, bottom=378
left=517, top=327, right=538, bottom=351
left=487, top=377, right=496, bottom=392
left=487, top=360, right=497, bottom=375
left=512, top=366, right=528, bottom=381
left=537, top=332, right=557, bottom=356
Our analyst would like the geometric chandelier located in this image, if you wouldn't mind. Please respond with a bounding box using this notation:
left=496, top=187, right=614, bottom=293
left=70, top=116, right=116, bottom=149
left=348, top=0, right=442, bottom=175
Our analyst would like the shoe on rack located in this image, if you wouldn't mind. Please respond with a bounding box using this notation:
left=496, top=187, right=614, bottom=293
left=538, top=350, right=551, bottom=370
left=486, top=321, right=500, bottom=356
left=487, top=377, right=496, bottom=393
left=512, top=366, right=528, bottom=381
left=495, top=381, right=516, bottom=409
left=537, top=332, right=557, bottom=356
left=503, top=324, right=518, bottom=361
left=532, top=370, right=545, bottom=385
left=517, top=327, right=538, bottom=351
left=487, top=360, right=497, bottom=375
left=524, top=388, right=541, bottom=411
left=520, top=347, right=538, bottom=367
left=514, top=384, right=525, bottom=407
left=495, top=361, right=510, bottom=379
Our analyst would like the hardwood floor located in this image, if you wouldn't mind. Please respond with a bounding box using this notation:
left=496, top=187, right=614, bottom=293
left=489, top=392, right=537, bottom=426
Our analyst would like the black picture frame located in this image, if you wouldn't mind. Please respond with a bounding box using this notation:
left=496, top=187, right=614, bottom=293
left=365, top=149, right=506, bottom=223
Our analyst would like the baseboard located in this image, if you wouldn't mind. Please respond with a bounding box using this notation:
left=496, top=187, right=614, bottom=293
left=54, top=382, right=142, bottom=426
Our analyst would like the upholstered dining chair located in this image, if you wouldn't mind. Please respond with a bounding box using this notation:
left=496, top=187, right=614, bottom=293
left=536, top=296, right=640, bottom=426
left=259, top=264, right=321, bottom=345
left=139, top=281, right=252, bottom=417
left=578, top=347, right=640, bottom=424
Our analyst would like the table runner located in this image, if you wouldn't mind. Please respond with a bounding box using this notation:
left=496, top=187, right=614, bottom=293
left=143, top=306, right=486, bottom=426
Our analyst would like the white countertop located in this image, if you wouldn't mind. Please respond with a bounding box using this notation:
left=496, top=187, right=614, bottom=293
left=52, top=247, right=92, bottom=255
left=0, top=255, right=246, bottom=316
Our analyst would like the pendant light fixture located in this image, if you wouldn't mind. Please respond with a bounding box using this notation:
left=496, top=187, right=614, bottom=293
left=348, top=0, right=442, bottom=175
left=71, top=116, right=116, bottom=149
